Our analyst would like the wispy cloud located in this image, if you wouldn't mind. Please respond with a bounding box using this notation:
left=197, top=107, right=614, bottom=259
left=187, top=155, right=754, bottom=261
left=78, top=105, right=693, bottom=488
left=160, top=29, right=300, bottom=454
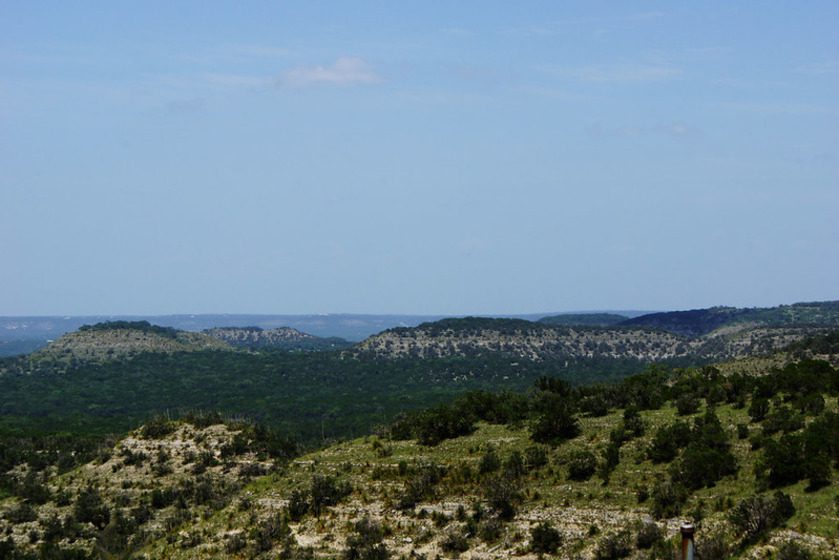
left=223, top=44, right=290, bottom=59
left=441, top=27, right=474, bottom=38
left=280, top=57, right=381, bottom=88
left=586, top=121, right=702, bottom=140
left=627, top=11, right=666, bottom=21
left=175, top=44, right=291, bottom=66
left=795, top=62, right=837, bottom=76
left=723, top=101, right=839, bottom=116
left=517, top=85, right=589, bottom=101
left=568, top=63, right=682, bottom=83
left=203, top=73, right=272, bottom=89
left=164, top=97, right=206, bottom=116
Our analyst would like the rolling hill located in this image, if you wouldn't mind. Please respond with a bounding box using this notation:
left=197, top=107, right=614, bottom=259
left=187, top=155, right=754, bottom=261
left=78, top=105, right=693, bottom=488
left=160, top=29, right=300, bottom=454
left=619, top=300, right=839, bottom=337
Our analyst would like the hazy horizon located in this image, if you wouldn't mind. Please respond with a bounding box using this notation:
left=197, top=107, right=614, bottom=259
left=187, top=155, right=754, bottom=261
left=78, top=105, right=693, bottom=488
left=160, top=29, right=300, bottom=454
left=3, top=2, right=837, bottom=316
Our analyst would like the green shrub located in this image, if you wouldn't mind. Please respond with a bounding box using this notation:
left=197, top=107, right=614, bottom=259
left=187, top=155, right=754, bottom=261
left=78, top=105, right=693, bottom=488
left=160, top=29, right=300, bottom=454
left=648, top=421, right=691, bottom=463
left=250, top=511, right=292, bottom=553
left=343, top=517, right=389, bottom=560
left=695, top=531, right=729, bottom=559
left=567, top=450, right=597, bottom=481
left=398, top=463, right=445, bottom=510
left=634, top=521, right=662, bottom=549
left=676, top=393, right=701, bottom=416
left=310, top=475, right=351, bottom=516
left=594, top=530, right=631, bottom=560
left=728, top=491, right=795, bottom=543
left=479, top=447, right=501, bottom=475
left=73, top=486, right=110, bottom=529
left=288, top=489, right=309, bottom=521
left=530, top=521, right=562, bottom=554
left=440, top=528, right=470, bottom=553
left=776, top=541, right=812, bottom=560
left=531, top=393, right=580, bottom=444
left=651, top=479, right=688, bottom=519
left=140, top=416, right=176, bottom=439
left=484, top=474, right=522, bottom=520
left=4, top=502, right=37, bottom=523
left=524, top=445, right=548, bottom=470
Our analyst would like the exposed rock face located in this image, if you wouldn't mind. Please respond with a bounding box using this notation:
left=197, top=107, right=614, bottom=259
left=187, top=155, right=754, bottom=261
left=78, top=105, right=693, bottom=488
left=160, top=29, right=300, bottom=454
left=0, top=421, right=278, bottom=556
left=353, top=318, right=832, bottom=362
left=203, top=327, right=350, bottom=350
left=356, top=324, right=689, bottom=361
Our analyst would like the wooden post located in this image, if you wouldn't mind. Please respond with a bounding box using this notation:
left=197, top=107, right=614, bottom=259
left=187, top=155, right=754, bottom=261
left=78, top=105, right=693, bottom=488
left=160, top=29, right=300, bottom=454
left=680, top=522, right=695, bottom=560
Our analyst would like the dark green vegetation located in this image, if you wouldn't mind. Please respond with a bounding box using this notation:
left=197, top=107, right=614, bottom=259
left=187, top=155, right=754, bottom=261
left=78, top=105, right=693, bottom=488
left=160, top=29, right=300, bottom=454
left=77, top=321, right=179, bottom=338
left=387, top=316, right=550, bottom=336
left=1, top=330, right=838, bottom=558
left=621, top=300, right=839, bottom=337
left=0, top=347, right=648, bottom=446
left=538, top=313, right=629, bottom=327
left=202, top=326, right=352, bottom=351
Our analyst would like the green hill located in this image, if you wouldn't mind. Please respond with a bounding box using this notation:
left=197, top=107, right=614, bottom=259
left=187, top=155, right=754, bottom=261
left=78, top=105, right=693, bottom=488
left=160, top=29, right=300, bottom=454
left=1, top=354, right=837, bottom=559
left=28, top=321, right=231, bottom=367
left=621, top=300, right=839, bottom=337
left=538, top=313, right=629, bottom=327
left=202, top=326, right=352, bottom=351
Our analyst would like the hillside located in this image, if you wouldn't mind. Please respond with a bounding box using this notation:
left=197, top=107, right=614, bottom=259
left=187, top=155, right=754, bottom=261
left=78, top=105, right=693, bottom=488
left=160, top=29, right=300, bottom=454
left=203, top=326, right=351, bottom=351
left=354, top=317, right=833, bottom=363
left=538, top=313, right=629, bottom=327
left=28, top=321, right=230, bottom=366
left=621, top=300, right=839, bottom=337
left=2, top=357, right=837, bottom=559
left=356, top=319, right=689, bottom=361
left=0, top=416, right=294, bottom=559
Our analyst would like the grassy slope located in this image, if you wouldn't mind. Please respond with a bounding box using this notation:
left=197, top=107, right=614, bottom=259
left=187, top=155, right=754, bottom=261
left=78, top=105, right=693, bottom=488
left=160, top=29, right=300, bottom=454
left=140, top=398, right=839, bottom=559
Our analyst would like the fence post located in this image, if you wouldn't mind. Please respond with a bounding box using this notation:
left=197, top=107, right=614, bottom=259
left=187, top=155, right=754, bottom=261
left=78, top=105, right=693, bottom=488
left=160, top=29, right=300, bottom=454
left=680, top=522, right=695, bottom=560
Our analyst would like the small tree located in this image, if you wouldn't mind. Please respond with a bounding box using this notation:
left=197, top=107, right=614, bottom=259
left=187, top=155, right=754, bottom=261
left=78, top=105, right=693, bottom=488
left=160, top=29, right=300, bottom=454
left=74, top=486, right=110, bottom=529
left=484, top=474, right=523, bottom=520
left=728, top=491, right=795, bottom=544
left=530, top=521, right=562, bottom=554
left=567, top=450, right=597, bottom=481
left=344, top=517, right=388, bottom=560
left=531, top=393, right=579, bottom=445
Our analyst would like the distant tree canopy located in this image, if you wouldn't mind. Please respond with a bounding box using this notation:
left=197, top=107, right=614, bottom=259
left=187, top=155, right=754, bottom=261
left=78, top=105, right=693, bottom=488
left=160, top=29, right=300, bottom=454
left=538, top=313, right=628, bottom=327
left=388, top=317, right=552, bottom=337
left=79, top=321, right=179, bottom=339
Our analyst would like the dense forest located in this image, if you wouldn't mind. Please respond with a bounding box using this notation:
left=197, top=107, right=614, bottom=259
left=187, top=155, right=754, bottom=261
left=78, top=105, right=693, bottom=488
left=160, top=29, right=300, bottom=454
left=0, top=349, right=650, bottom=445
left=1, top=334, right=837, bottom=558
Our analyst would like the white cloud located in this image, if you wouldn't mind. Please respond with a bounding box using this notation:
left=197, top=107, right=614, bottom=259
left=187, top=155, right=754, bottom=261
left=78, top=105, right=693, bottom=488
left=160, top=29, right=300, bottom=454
left=280, top=57, right=380, bottom=88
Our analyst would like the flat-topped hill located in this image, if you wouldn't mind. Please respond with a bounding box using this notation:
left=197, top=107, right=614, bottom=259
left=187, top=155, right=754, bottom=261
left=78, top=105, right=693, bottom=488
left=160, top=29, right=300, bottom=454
left=30, top=320, right=230, bottom=364
left=354, top=316, right=834, bottom=363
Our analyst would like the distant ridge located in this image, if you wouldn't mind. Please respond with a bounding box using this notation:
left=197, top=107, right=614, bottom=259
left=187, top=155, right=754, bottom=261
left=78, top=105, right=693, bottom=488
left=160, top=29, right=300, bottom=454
left=620, top=300, right=839, bottom=337
left=203, top=326, right=351, bottom=351
left=538, top=313, right=628, bottom=327
left=355, top=312, right=838, bottom=362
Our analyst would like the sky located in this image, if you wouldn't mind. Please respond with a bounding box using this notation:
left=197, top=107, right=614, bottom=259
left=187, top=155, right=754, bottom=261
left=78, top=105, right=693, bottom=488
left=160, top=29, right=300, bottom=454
left=1, top=1, right=837, bottom=316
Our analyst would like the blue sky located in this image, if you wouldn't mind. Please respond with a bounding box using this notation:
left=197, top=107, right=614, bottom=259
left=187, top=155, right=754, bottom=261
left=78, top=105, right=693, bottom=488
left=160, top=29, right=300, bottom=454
left=1, top=1, right=837, bottom=315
